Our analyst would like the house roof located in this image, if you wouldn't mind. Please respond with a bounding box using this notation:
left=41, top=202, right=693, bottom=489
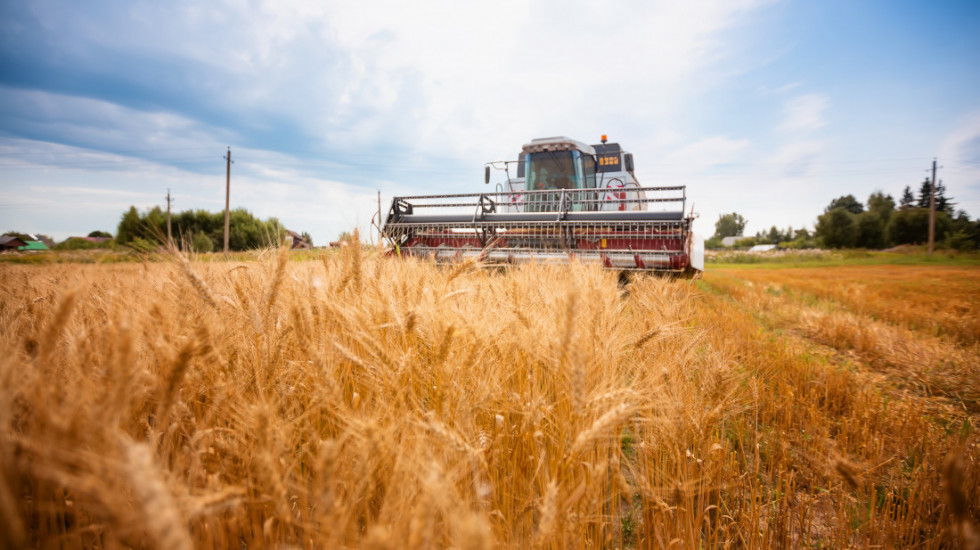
left=19, top=241, right=49, bottom=251
left=0, top=235, right=27, bottom=247
left=286, top=230, right=312, bottom=249
left=70, top=236, right=112, bottom=243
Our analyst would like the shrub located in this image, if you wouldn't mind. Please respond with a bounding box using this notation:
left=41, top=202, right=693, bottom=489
left=816, top=208, right=857, bottom=248
left=54, top=238, right=101, bottom=251
left=192, top=232, right=214, bottom=253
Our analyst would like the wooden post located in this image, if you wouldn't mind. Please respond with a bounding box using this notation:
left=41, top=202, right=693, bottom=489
left=166, top=188, right=173, bottom=247
left=223, top=148, right=232, bottom=253
left=928, top=158, right=936, bottom=255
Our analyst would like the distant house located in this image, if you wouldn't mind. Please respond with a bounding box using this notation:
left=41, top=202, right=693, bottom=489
left=19, top=241, right=49, bottom=251
left=0, top=235, right=27, bottom=251
left=721, top=236, right=743, bottom=247
left=33, top=235, right=55, bottom=248
left=285, top=230, right=312, bottom=250
left=70, top=236, right=112, bottom=244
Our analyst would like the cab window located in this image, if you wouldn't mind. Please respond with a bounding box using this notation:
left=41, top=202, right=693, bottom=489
left=581, top=154, right=596, bottom=188
left=526, top=151, right=582, bottom=191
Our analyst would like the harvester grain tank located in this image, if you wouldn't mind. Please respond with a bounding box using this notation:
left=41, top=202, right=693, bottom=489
left=381, top=136, right=704, bottom=274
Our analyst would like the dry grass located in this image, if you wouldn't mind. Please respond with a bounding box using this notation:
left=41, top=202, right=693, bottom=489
left=713, top=265, right=980, bottom=345
left=704, top=267, right=980, bottom=408
left=1, top=245, right=977, bottom=548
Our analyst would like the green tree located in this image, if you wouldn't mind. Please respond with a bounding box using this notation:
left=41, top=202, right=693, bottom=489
left=943, top=232, right=974, bottom=251
left=144, top=206, right=166, bottom=238
left=816, top=208, right=857, bottom=248
left=948, top=210, right=978, bottom=249
left=771, top=226, right=793, bottom=243
left=191, top=232, right=214, bottom=253
left=783, top=228, right=816, bottom=249
left=175, top=209, right=222, bottom=251
left=87, top=230, right=113, bottom=239
left=935, top=182, right=955, bottom=214
left=767, top=226, right=781, bottom=243
left=116, top=206, right=142, bottom=244
left=899, top=185, right=915, bottom=207
left=116, top=205, right=286, bottom=251
left=855, top=211, right=886, bottom=249
left=755, top=226, right=790, bottom=244
left=713, top=212, right=747, bottom=239
left=56, top=238, right=90, bottom=251
left=917, top=179, right=932, bottom=208
left=914, top=178, right=952, bottom=212
left=703, top=236, right=723, bottom=249
left=55, top=237, right=103, bottom=251
left=887, top=208, right=952, bottom=245
left=866, top=191, right=895, bottom=224
left=826, top=195, right=864, bottom=215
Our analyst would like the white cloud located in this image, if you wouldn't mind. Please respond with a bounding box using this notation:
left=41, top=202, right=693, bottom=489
left=767, top=139, right=825, bottom=177
left=145, top=0, right=775, bottom=160
left=6, top=0, right=820, bottom=241
left=772, top=82, right=802, bottom=94
left=0, top=86, right=234, bottom=159
left=0, top=137, right=385, bottom=243
left=662, top=136, right=752, bottom=169
left=939, top=111, right=980, bottom=167
left=938, top=111, right=980, bottom=214
left=779, top=93, right=829, bottom=133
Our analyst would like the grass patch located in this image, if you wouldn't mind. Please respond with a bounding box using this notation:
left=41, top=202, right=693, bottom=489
left=707, top=248, right=980, bottom=269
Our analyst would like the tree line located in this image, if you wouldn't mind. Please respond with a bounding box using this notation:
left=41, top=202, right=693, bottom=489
left=709, top=179, right=979, bottom=250
left=5, top=206, right=299, bottom=252
left=116, top=206, right=293, bottom=251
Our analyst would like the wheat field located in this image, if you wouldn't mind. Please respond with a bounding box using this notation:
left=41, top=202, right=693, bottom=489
left=1, top=244, right=977, bottom=548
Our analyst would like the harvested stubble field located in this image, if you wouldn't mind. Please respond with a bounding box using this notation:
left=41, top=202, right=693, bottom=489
left=1, top=245, right=978, bottom=549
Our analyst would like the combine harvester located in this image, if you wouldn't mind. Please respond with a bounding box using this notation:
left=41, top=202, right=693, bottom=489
left=381, top=136, right=703, bottom=276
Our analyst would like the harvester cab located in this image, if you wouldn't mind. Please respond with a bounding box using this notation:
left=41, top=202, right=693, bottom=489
left=382, top=136, right=704, bottom=275
left=492, top=136, right=644, bottom=214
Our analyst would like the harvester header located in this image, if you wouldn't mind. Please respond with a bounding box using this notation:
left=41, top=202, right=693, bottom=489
left=381, top=136, right=704, bottom=274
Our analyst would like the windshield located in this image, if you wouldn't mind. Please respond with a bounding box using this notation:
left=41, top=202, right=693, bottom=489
left=526, top=151, right=583, bottom=191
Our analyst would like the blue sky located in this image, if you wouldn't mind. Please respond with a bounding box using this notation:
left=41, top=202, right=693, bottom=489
left=1, top=0, right=978, bottom=244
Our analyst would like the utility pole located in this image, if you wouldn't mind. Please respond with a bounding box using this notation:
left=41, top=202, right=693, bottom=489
left=223, top=147, right=233, bottom=253
left=165, top=188, right=174, bottom=247
left=928, top=158, right=937, bottom=255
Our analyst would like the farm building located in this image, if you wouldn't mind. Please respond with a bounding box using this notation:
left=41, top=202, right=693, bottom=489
left=0, top=235, right=27, bottom=251
left=285, top=230, right=312, bottom=250
left=3, top=234, right=53, bottom=251
left=70, top=236, right=112, bottom=244
left=19, top=240, right=50, bottom=251
left=721, top=236, right=743, bottom=247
